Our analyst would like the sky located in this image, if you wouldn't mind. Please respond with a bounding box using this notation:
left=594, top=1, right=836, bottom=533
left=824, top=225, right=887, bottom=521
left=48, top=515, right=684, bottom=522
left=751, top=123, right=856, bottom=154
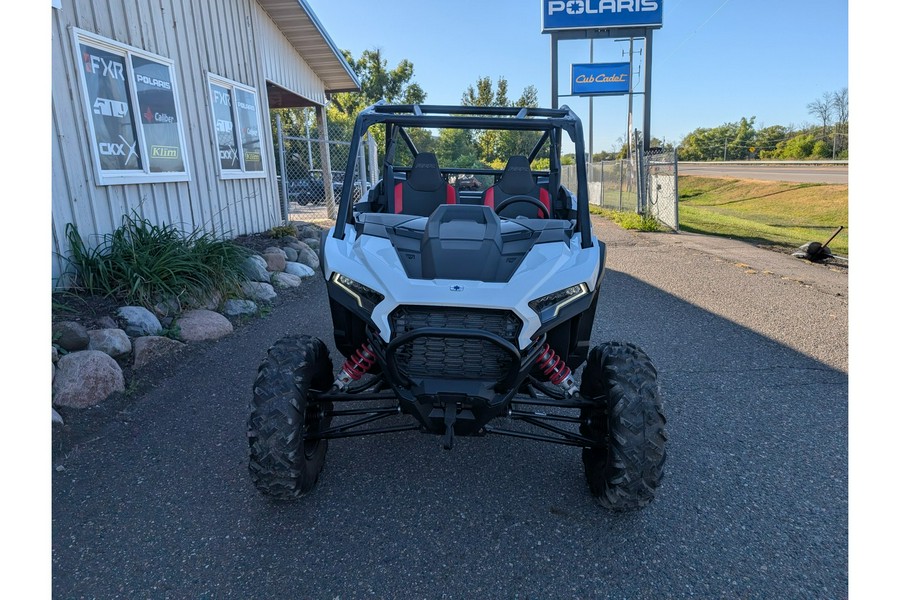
left=305, top=0, right=849, bottom=152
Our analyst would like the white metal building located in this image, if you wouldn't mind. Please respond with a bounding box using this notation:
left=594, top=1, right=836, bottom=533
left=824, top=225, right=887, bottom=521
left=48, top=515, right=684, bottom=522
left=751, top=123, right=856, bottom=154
left=50, top=0, right=359, bottom=284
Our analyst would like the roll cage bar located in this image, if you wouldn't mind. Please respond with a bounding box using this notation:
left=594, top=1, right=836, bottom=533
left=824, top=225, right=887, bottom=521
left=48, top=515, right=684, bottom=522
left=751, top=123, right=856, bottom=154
left=332, top=102, right=593, bottom=249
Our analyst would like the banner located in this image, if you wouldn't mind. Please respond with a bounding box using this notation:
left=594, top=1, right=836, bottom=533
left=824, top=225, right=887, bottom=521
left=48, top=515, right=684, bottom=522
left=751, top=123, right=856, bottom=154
left=571, top=62, right=631, bottom=96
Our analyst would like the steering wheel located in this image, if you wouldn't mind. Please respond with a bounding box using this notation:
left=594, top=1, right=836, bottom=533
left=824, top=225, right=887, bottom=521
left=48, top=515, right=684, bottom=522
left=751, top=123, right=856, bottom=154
left=493, top=195, right=550, bottom=219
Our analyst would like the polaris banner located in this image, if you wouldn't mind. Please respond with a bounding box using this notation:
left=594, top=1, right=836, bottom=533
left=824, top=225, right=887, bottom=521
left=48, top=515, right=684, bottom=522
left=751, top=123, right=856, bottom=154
left=542, top=0, right=663, bottom=32
left=571, top=62, right=631, bottom=96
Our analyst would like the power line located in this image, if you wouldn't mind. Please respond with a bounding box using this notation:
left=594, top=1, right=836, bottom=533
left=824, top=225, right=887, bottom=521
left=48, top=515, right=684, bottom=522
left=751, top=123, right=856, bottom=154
left=659, top=0, right=734, bottom=67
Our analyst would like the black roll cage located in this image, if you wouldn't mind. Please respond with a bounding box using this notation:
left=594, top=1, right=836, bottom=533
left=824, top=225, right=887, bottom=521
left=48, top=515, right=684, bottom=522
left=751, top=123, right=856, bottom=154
left=331, top=102, right=593, bottom=249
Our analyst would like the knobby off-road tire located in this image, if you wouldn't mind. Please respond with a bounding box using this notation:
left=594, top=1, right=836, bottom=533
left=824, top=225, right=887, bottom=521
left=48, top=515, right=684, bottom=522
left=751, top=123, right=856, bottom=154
left=579, top=341, right=667, bottom=511
left=248, top=335, right=334, bottom=499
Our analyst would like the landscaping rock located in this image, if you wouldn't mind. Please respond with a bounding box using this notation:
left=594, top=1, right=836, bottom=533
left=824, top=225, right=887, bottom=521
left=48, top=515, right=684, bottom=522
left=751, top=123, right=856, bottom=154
left=53, top=321, right=90, bottom=351
left=53, top=350, right=125, bottom=408
left=52, top=346, right=59, bottom=364
left=281, top=235, right=300, bottom=245
left=87, top=328, right=132, bottom=359
left=263, top=252, right=286, bottom=272
left=283, top=247, right=299, bottom=262
left=223, top=299, right=258, bottom=317
left=132, top=336, right=186, bottom=370
left=52, top=408, right=64, bottom=425
left=272, top=272, right=304, bottom=288
left=96, top=316, right=118, bottom=329
left=117, top=306, right=163, bottom=337
left=284, top=262, right=316, bottom=278
left=241, top=281, right=277, bottom=303
left=264, top=246, right=287, bottom=259
left=297, top=247, right=320, bottom=270
left=303, top=237, right=320, bottom=250
left=175, top=309, right=234, bottom=342
left=241, top=255, right=271, bottom=283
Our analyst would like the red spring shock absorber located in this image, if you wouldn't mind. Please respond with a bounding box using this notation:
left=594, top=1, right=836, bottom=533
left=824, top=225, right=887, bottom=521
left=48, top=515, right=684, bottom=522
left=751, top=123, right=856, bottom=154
left=334, top=342, right=376, bottom=391
left=535, top=343, right=579, bottom=397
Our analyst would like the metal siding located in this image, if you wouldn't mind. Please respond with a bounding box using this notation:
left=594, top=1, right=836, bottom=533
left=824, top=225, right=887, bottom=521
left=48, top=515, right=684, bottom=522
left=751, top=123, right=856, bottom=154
left=254, top=3, right=327, bottom=105
left=52, top=0, right=315, bottom=284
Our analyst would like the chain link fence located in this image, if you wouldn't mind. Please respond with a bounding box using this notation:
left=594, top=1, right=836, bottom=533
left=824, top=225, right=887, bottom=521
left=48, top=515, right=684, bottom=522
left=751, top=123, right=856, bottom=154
left=643, top=149, right=679, bottom=231
left=273, top=110, right=370, bottom=222
left=562, top=148, right=680, bottom=231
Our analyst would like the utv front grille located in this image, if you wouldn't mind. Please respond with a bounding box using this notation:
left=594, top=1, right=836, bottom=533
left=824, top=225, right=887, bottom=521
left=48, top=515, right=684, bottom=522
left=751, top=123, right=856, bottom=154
left=389, top=306, right=522, bottom=381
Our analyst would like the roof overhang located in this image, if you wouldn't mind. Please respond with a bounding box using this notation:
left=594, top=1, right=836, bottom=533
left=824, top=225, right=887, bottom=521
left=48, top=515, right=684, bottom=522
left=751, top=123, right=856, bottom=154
left=256, top=0, right=361, bottom=94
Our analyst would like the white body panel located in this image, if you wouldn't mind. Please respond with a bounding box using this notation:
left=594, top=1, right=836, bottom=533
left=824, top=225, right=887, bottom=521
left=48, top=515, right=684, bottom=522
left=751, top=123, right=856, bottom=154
left=323, top=223, right=603, bottom=349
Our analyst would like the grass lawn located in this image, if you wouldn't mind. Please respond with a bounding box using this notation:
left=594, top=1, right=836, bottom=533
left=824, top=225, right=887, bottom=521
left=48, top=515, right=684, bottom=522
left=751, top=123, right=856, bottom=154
left=677, top=176, right=849, bottom=256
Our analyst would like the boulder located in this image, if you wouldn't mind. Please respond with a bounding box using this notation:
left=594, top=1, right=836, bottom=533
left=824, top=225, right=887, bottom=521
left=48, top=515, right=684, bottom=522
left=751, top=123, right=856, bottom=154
left=263, top=252, right=286, bottom=272
left=175, top=309, right=234, bottom=342
left=241, top=255, right=271, bottom=283
left=272, top=272, right=304, bottom=288
left=53, top=321, right=89, bottom=351
left=52, top=408, right=64, bottom=425
left=280, top=235, right=300, bottom=245
left=264, top=246, right=287, bottom=259
left=116, top=306, right=163, bottom=337
left=87, top=328, right=132, bottom=359
left=96, top=316, right=118, bottom=330
left=52, top=346, right=59, bottom=364
left=53, top=350, right=125, bottom=408
left=132, top=336, right=186, bottom=369
left=241, top=281, right=277, bottom=303
left=283, top=247, right=299, bottom=262
left=297, top=247, right=320, bottom=271
left=223, top=299, right=258, bottom=317
left=284, top=262, right=316, bottom=278
left=303, top=238, right=320, bottom=250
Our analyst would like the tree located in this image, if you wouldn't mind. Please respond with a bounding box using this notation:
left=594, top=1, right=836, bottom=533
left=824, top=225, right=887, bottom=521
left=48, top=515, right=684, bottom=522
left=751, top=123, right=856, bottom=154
left=807, top=93, right=832, bottom=142
left=830, top=87, right=849, bottom=157
left=460, top=76, right=543, bottom=165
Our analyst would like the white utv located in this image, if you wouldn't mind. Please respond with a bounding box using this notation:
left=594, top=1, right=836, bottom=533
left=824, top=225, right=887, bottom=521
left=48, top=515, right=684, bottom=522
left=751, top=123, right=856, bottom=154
left=248, top=103, right=667, bottom=511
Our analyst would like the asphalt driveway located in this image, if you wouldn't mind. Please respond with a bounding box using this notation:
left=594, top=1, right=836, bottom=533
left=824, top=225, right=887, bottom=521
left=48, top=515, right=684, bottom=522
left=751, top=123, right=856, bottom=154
left=52, top=217, right=848, bottom=599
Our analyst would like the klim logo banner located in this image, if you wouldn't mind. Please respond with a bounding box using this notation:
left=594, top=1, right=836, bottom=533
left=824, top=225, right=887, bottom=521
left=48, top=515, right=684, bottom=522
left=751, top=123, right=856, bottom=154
left=542, top=0, right=663, bottom=31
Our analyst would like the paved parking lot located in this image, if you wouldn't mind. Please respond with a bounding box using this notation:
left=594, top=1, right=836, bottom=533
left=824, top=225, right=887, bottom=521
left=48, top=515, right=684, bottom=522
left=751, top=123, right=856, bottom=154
left=52, top=217, right=848, bottom=598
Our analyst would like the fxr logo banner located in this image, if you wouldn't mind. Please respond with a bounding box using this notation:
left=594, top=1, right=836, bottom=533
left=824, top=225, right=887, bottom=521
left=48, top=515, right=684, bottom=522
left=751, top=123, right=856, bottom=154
left=82, top=52, right=125, bottom=80
left=547, top=0, right=659, bottom=14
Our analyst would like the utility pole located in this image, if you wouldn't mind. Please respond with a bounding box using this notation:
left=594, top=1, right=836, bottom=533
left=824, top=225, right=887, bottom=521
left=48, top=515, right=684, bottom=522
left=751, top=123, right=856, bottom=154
left=589, top=38, right=594, bottom=164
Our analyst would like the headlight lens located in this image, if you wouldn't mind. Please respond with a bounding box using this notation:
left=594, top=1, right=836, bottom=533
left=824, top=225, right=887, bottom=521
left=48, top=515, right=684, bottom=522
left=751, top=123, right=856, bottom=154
left=529, top=283, right=589, bottom=321
left=331, top=273, right=385, bottom=310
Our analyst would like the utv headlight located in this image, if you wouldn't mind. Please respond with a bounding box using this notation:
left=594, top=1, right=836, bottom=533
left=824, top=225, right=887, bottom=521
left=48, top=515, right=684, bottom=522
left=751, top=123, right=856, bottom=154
left=331, top=273, right=385, bottom=311
left=529, top=283, right=589, bottom=321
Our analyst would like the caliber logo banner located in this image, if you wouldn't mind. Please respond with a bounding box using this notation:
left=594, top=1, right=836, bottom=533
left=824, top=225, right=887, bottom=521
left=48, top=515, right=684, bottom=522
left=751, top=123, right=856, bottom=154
left=542, top=0, right=663, bottom=31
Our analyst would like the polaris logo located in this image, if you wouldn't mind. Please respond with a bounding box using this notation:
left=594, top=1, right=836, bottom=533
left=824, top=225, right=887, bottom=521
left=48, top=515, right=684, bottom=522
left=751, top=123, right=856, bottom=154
left=93, top=97, right=129, bottom=118
left=237, top=101, right=255, bottom=111
left=136, top=73, right=171, bottom=90
left=450, top=285, right=464, bottom=292
left=547, top=0, right=659, bottom=15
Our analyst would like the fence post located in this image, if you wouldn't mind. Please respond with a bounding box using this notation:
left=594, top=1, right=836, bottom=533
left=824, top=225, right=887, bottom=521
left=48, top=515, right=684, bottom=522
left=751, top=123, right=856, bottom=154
left=673, top=149, right=680, bottom=232
left=599, top=160, right=604, bottom=208
left=316, top=105, right=336, bottom=219
left=276, top=113, right=289, bottom=223
left=356, top=138, right=368, bottom=198
left=618, top=160, right=623, bottom=211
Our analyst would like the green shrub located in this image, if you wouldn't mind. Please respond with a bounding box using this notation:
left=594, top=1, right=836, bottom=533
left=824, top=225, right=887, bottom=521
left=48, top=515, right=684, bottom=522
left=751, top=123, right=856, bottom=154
left=65, top=213, right=251, bottom=310
left=590, top=206, right=662, bottom=231
left=268, top=224, right=297, bottom=238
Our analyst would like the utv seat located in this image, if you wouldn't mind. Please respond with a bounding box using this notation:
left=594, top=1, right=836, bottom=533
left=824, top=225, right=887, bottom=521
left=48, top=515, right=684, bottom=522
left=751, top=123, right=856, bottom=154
left=482, top=155, right=551, bottom=219
left=391, top=152, right=456, bottom=217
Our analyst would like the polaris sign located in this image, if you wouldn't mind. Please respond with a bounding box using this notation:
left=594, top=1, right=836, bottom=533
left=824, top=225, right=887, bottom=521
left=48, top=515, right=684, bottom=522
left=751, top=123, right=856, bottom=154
left=571, top=62, right=631, bottom=96
left=542, top=0, right=663, bottom=32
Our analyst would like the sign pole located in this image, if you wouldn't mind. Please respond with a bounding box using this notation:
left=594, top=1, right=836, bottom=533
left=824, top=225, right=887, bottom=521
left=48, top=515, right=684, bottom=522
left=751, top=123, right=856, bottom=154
left=551, top=32, right=559, bottom=109
left=643, top=29, right=653, bottom=151
left=589, top=38, right=594, bottom=163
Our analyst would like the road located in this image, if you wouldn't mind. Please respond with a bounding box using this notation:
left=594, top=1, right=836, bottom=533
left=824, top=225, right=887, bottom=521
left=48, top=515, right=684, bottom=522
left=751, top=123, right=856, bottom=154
left=679, top=162, right=848, bottom=184
left=52, top=217, right=848, bottom=599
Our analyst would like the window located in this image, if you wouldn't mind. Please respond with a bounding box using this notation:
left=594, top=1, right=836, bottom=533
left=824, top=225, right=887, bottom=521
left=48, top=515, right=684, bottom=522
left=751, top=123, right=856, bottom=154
left=73, top=29, right=190, bottom=185
left=207, top=75, right=266, bottom=178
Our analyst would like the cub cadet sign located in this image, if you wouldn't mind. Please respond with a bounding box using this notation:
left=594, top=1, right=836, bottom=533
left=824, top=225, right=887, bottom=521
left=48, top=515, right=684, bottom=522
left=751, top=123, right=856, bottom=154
left=542, top=0, right=663, bottom=31
left=571, top=62, right=630, bottom=95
